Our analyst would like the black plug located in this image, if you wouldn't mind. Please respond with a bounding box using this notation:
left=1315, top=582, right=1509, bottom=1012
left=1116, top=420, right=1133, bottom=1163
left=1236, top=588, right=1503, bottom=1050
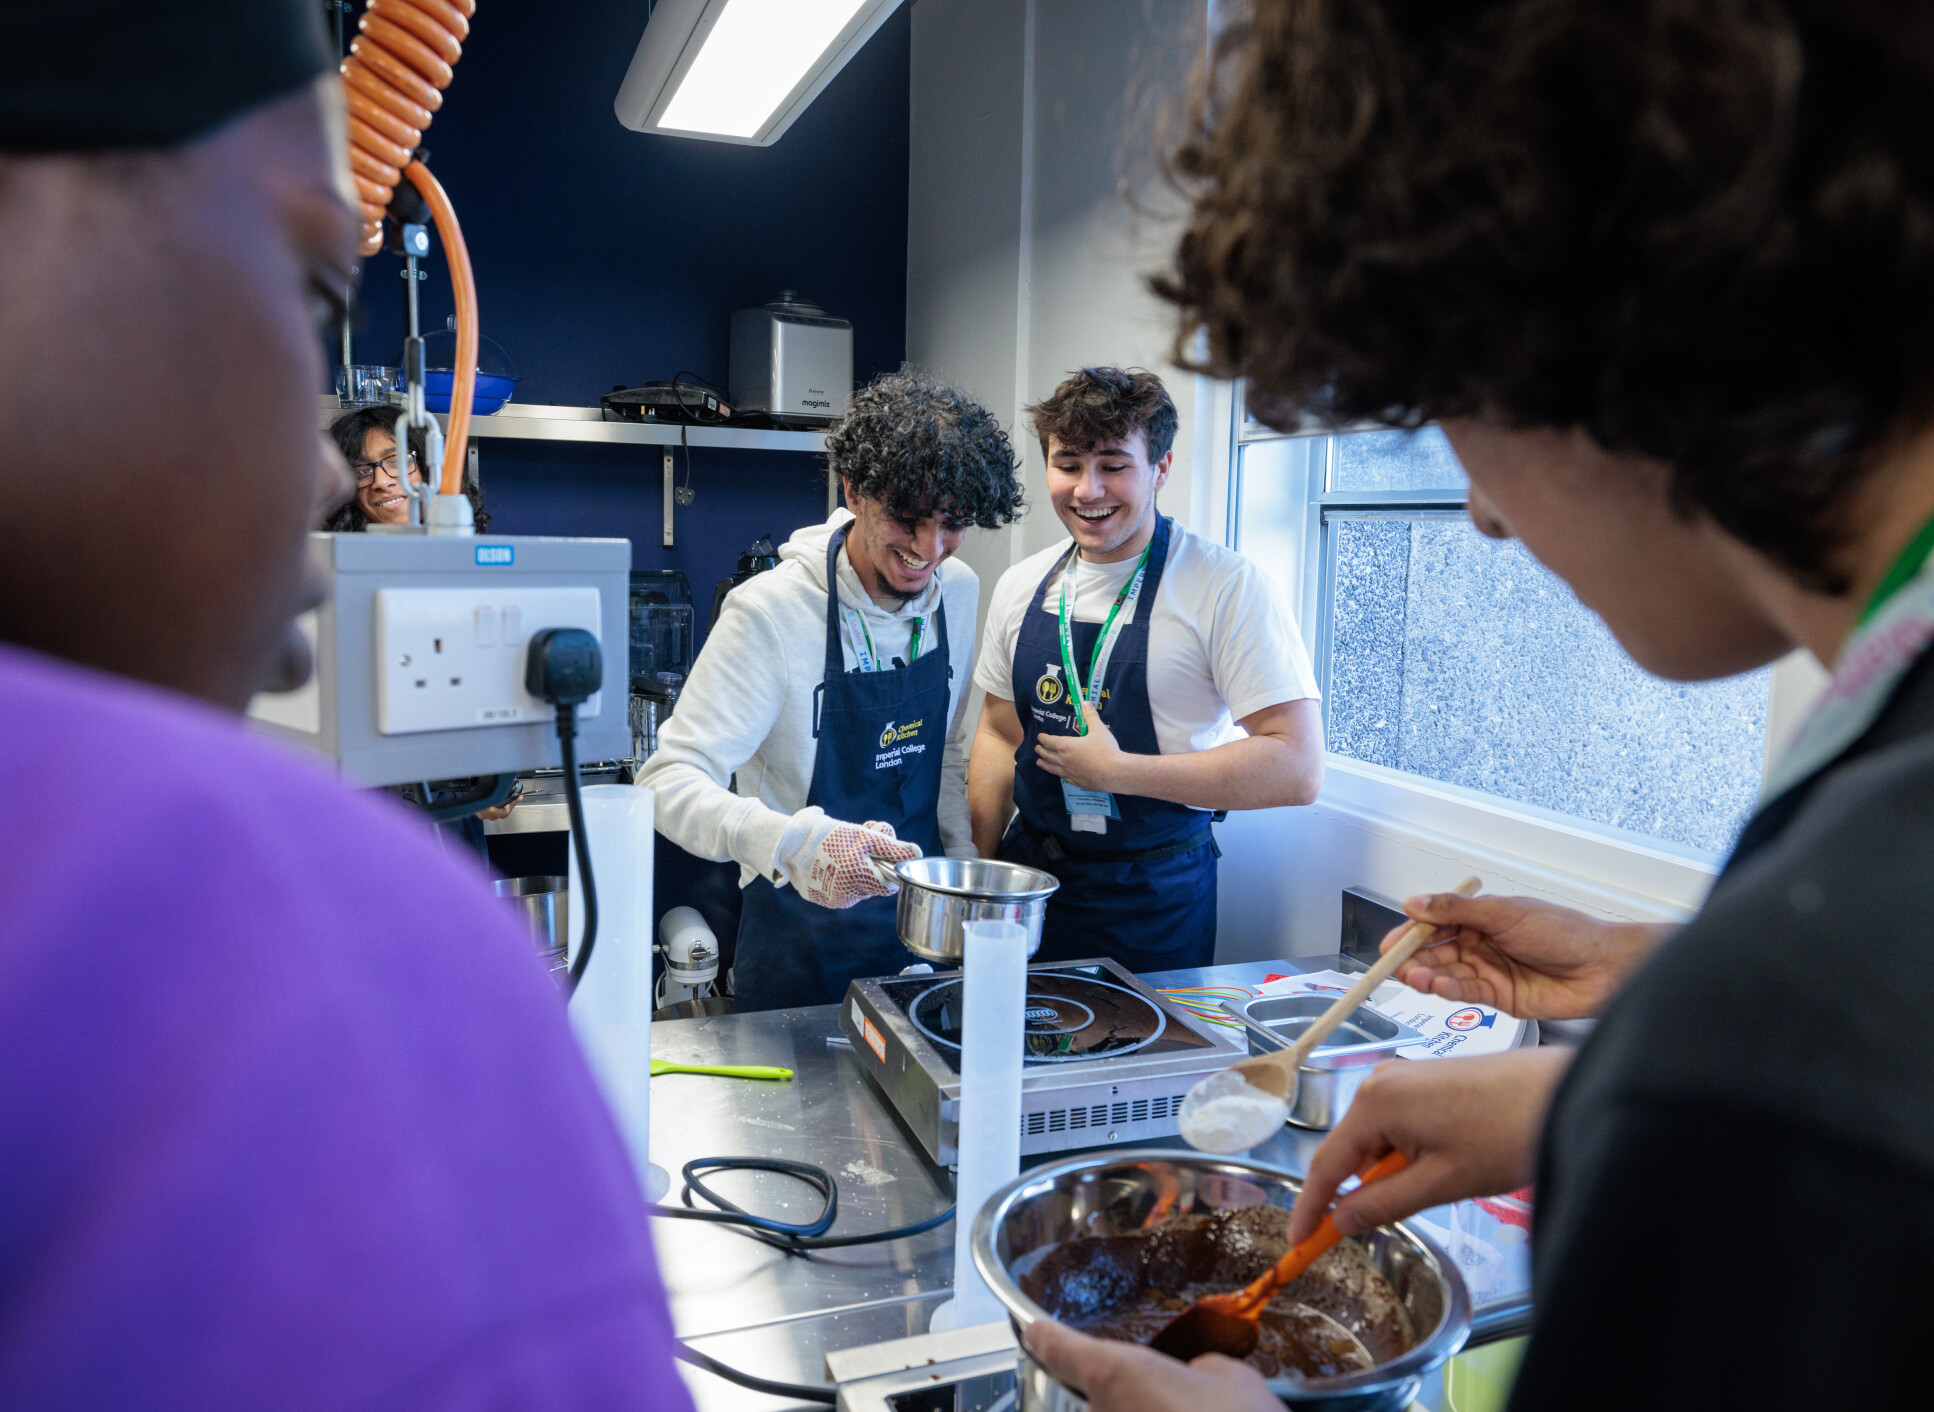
left=526, top=627, right=602, bottom=705
left=526, top=628, right=603, bottom=988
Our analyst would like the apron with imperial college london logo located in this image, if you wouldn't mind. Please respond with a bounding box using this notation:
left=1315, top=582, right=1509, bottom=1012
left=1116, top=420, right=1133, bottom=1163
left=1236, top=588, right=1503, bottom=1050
left=733, top=524, right=951, bottom=1012
left=999, top=514, right=1219, bottom=973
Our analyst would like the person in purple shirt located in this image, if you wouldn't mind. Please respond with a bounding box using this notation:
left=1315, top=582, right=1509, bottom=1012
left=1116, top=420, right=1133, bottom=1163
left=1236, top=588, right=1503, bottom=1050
left=0, top=3, right=693, bottom=1407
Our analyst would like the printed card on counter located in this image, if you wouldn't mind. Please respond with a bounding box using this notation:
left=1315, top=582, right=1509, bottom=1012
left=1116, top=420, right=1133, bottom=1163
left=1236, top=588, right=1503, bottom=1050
left=1253, top=969, right=1528, bottom=1061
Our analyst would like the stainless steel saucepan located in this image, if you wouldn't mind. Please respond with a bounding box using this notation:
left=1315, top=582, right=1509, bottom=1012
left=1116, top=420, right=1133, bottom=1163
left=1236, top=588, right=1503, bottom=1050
left=872, top=855, right=1059, bottom=962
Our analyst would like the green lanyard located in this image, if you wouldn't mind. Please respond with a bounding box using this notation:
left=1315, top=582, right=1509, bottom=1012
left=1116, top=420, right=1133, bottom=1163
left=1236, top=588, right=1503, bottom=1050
left=1055, top=539, right=1154, bottom=736
left=843, top=607, right=924, bottom=672
left=1857, top=512, right=1934, bottom=627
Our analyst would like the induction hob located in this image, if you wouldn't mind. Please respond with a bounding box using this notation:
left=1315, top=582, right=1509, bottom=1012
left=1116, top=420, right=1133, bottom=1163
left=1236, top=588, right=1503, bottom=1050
left=840, top=958, right=1246, bottom=1168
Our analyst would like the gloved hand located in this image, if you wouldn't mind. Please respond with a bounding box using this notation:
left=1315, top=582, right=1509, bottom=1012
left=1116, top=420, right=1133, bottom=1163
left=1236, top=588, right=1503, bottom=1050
left=774, top=806, right=921, bottom=909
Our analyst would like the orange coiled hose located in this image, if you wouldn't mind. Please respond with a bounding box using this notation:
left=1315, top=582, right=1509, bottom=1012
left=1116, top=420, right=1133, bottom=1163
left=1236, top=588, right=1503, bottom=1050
left=341, top=0, right=472, bottom=252
left=340, top=0, right=480, bottom=501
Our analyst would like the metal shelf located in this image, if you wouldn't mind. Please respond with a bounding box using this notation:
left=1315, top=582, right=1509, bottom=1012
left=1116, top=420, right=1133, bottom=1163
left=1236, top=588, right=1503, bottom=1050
left=315, top=395, right=828, bottom=453
left=316, top=396, right=832, bottom=548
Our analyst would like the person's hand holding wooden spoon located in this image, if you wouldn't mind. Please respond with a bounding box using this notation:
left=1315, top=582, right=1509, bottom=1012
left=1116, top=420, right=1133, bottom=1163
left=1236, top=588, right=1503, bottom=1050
left=1177, top=877, right=1483, bottom=1154
left=1386, top=890, right=1670, bottom=1021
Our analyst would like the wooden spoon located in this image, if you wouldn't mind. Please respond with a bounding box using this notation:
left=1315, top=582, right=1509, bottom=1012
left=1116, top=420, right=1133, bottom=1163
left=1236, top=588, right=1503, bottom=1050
left=1148, top=1150, right=1412, bottom=1362
left=1222, top=876, right=1482, bottom=1110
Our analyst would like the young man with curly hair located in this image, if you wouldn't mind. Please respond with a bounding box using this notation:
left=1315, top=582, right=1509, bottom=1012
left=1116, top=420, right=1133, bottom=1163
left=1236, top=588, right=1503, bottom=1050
left=1023, top=4, right=1934, bottom=1410
left=967, top=367, right=1324, bottom=973
left=639, top=370, right=1024, bottom=1011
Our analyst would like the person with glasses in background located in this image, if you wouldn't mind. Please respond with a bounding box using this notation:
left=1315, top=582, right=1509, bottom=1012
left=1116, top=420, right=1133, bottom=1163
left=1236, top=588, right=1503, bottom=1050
left=325, top=405, right=511, bottom=839
left=324, top=404, right=489, bottom=532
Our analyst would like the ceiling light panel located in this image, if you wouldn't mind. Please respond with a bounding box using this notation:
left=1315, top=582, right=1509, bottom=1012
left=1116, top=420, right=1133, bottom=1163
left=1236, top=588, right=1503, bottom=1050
left=615, top=0, right=903, bottom=147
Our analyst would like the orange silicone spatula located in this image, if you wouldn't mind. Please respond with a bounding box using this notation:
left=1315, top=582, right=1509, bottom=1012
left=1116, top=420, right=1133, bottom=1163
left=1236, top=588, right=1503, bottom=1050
left=1148, top=1150, right=1412, bottom=1363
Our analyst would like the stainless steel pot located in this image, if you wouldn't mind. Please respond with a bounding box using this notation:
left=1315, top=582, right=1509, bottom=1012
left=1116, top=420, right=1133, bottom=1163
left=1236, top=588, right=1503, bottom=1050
left=972, top=1151, right=1471, bottom=1412
left=1222, top=995, right=1427, bottom=1131
left=879, top=856, right=1059, bottom=963
left=493, top=875, right=569, bottom=973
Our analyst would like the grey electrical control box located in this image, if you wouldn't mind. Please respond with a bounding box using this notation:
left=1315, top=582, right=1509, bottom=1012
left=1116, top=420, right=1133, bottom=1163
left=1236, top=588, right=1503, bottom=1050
left=248, top=532, right=630, bottom=786
left=729, top=294, right=853, bottom=425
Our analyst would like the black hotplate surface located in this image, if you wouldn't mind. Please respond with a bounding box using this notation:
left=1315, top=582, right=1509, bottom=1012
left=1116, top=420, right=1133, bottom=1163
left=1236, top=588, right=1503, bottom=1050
left=876, top=962, right=1213, bottom=1075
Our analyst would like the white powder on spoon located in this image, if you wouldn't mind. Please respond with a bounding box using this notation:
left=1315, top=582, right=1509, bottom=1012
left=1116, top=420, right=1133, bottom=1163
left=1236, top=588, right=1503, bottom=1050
left=1177, top=1069, right=1291, bottom=1153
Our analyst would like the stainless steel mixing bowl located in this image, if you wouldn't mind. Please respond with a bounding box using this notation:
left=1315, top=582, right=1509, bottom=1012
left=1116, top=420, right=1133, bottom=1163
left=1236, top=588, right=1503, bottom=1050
left=972, top=1151, right=1471, bottom=1412
left=885, top=856, right=1059, bottom=963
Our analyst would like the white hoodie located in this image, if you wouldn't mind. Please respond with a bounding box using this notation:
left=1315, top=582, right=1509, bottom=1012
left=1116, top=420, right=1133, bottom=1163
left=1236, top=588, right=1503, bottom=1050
left=637, top=509, right=979, bottom=888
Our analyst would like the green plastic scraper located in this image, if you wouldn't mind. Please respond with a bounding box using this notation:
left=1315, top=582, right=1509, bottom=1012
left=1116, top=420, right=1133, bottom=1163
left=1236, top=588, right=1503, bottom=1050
left=648, top=1060, right=793, bottom=1081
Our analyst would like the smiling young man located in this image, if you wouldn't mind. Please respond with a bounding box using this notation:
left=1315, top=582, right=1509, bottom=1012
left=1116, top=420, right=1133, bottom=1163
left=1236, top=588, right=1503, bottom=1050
left=639, top=371, right=1024, bottom=1010
left=968, top=368, right=1324, bottom=973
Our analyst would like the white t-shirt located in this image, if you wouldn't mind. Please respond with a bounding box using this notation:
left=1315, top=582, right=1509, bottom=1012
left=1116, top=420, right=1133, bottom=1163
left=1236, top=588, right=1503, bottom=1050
left=974, top=521, right=1319, bottom=753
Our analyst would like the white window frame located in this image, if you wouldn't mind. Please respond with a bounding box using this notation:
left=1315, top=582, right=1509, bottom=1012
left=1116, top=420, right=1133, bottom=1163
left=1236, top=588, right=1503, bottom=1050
left=1214, top=382, right=1812, bottom=921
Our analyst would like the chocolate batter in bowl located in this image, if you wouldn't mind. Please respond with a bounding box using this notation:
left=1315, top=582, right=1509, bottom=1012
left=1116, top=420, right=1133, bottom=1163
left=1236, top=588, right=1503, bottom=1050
left=971, top=1152, right=1471, bottom=1412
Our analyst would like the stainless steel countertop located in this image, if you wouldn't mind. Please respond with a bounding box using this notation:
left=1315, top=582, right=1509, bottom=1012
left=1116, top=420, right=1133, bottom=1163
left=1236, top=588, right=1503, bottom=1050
left=650, top=957, right=1517, bottom=1411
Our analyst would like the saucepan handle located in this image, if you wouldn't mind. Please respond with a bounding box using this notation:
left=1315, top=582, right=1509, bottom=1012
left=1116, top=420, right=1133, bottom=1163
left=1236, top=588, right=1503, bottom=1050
left=870, top=856, right=903, bottom=889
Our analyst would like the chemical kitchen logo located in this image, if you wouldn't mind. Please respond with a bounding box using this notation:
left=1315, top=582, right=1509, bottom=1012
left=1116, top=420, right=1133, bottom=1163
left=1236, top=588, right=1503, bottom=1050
left=1035, top=665, right=1066, bottom=706
left=873, top=719, right=926, bottom=769
left=1446, top=1007, right=1497, bottom=1032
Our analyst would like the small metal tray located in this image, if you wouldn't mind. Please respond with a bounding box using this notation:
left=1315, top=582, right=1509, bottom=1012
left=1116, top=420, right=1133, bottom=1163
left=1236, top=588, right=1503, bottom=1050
left=1220, top=994, right=1428, bottom=1131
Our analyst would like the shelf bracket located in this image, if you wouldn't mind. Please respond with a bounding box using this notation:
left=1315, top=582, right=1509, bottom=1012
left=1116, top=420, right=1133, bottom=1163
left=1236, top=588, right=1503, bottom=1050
left=663, top=449, right=675, bottom=547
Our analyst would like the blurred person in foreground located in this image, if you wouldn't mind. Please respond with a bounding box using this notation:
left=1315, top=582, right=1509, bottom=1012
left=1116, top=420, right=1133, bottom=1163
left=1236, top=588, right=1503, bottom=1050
left=1025, top=3, right=1934, bottom=1409
left=0, top=2, right=689, bottom=1407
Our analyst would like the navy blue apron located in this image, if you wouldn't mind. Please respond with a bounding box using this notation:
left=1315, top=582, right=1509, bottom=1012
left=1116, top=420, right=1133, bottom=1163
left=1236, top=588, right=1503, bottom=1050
left=733, top=525, right=951, bottom=1012
left=997, top=515, right=1218, bottom=973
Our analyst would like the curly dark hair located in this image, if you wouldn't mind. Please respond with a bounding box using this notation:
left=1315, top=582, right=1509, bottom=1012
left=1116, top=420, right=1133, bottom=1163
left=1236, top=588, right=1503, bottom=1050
left=323, top=405, right=490, bottom=533
left=1027, top=367, right=1180, bottom=463
left=825, top=370, right=1024, bottom=529
left=1157, top=0, right=1934, bottom=589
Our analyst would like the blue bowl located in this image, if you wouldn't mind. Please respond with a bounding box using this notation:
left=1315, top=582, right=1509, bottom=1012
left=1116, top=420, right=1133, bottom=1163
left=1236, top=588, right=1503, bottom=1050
left=425, top=370, right=518, bottom=416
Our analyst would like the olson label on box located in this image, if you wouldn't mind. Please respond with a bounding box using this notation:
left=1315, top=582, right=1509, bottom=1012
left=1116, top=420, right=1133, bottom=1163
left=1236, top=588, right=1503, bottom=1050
left=374, top=586, right=602, bottom=735
left=476, top=545, right=514, bottom=566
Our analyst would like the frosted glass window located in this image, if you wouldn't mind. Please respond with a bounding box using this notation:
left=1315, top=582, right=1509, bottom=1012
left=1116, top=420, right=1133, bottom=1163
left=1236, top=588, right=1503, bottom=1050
left=1327, top=517, right=1769, bottom=853
left=1233, top=437, right=1313, bottom=608
left=1329, top=428, right=1468, bottom=493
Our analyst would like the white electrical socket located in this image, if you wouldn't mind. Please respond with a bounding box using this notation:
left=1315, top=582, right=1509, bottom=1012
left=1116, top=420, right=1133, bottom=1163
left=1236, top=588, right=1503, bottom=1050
left=374, top=586, right=603, bottom=735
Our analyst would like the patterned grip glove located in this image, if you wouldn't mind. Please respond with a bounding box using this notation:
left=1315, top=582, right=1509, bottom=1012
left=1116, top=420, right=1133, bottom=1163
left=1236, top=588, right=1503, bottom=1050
left=774, top=806, right=922, bottom=909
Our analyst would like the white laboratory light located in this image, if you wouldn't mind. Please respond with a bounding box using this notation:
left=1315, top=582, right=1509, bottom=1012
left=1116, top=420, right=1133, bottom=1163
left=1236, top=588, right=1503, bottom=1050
left=614, top=0, right=903, bottom=146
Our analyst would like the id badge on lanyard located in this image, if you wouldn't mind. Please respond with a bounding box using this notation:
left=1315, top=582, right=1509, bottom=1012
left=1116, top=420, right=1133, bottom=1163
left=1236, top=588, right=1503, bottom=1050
left=843, top=606, right=925, bottom=673
left=1055, top=541, right=1151, bottom=833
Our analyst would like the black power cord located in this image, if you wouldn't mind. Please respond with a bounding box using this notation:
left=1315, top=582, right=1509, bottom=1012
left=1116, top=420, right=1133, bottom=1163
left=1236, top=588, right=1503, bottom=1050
left=649, top=1156, right=955, bottom=1254
left=671, top=1341, right=837, bottom=1405
left=526, top=628, right=602, bottom=988
left=653, top=1156, right=954, bottom=1405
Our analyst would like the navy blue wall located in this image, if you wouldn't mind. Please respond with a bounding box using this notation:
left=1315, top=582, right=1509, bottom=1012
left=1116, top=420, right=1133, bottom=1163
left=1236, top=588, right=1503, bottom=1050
left=346, top=1, right=911, bottom=620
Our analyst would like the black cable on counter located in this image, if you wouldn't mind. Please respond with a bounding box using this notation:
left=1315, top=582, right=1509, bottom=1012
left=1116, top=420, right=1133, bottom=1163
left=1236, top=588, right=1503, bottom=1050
left=672, top=1340, right=837, bottom=1404
left=649, top=1156, right=954, bottom=1254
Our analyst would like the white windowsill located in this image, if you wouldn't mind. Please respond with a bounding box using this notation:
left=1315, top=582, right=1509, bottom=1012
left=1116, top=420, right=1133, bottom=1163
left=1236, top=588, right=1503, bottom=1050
left=1314, top=755, right=1723, bottom=922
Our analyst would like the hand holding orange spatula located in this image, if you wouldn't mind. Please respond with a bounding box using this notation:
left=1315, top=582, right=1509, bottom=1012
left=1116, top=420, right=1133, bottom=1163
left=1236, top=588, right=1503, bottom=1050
left=1148, top=1150, right=1412, bottom=1363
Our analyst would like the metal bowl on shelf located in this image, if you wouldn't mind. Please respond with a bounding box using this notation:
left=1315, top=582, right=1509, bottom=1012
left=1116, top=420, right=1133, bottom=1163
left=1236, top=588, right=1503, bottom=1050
left=880, top=856, right=1059, bottom=963
left=972, top=1151, right=1471, bottom=1412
